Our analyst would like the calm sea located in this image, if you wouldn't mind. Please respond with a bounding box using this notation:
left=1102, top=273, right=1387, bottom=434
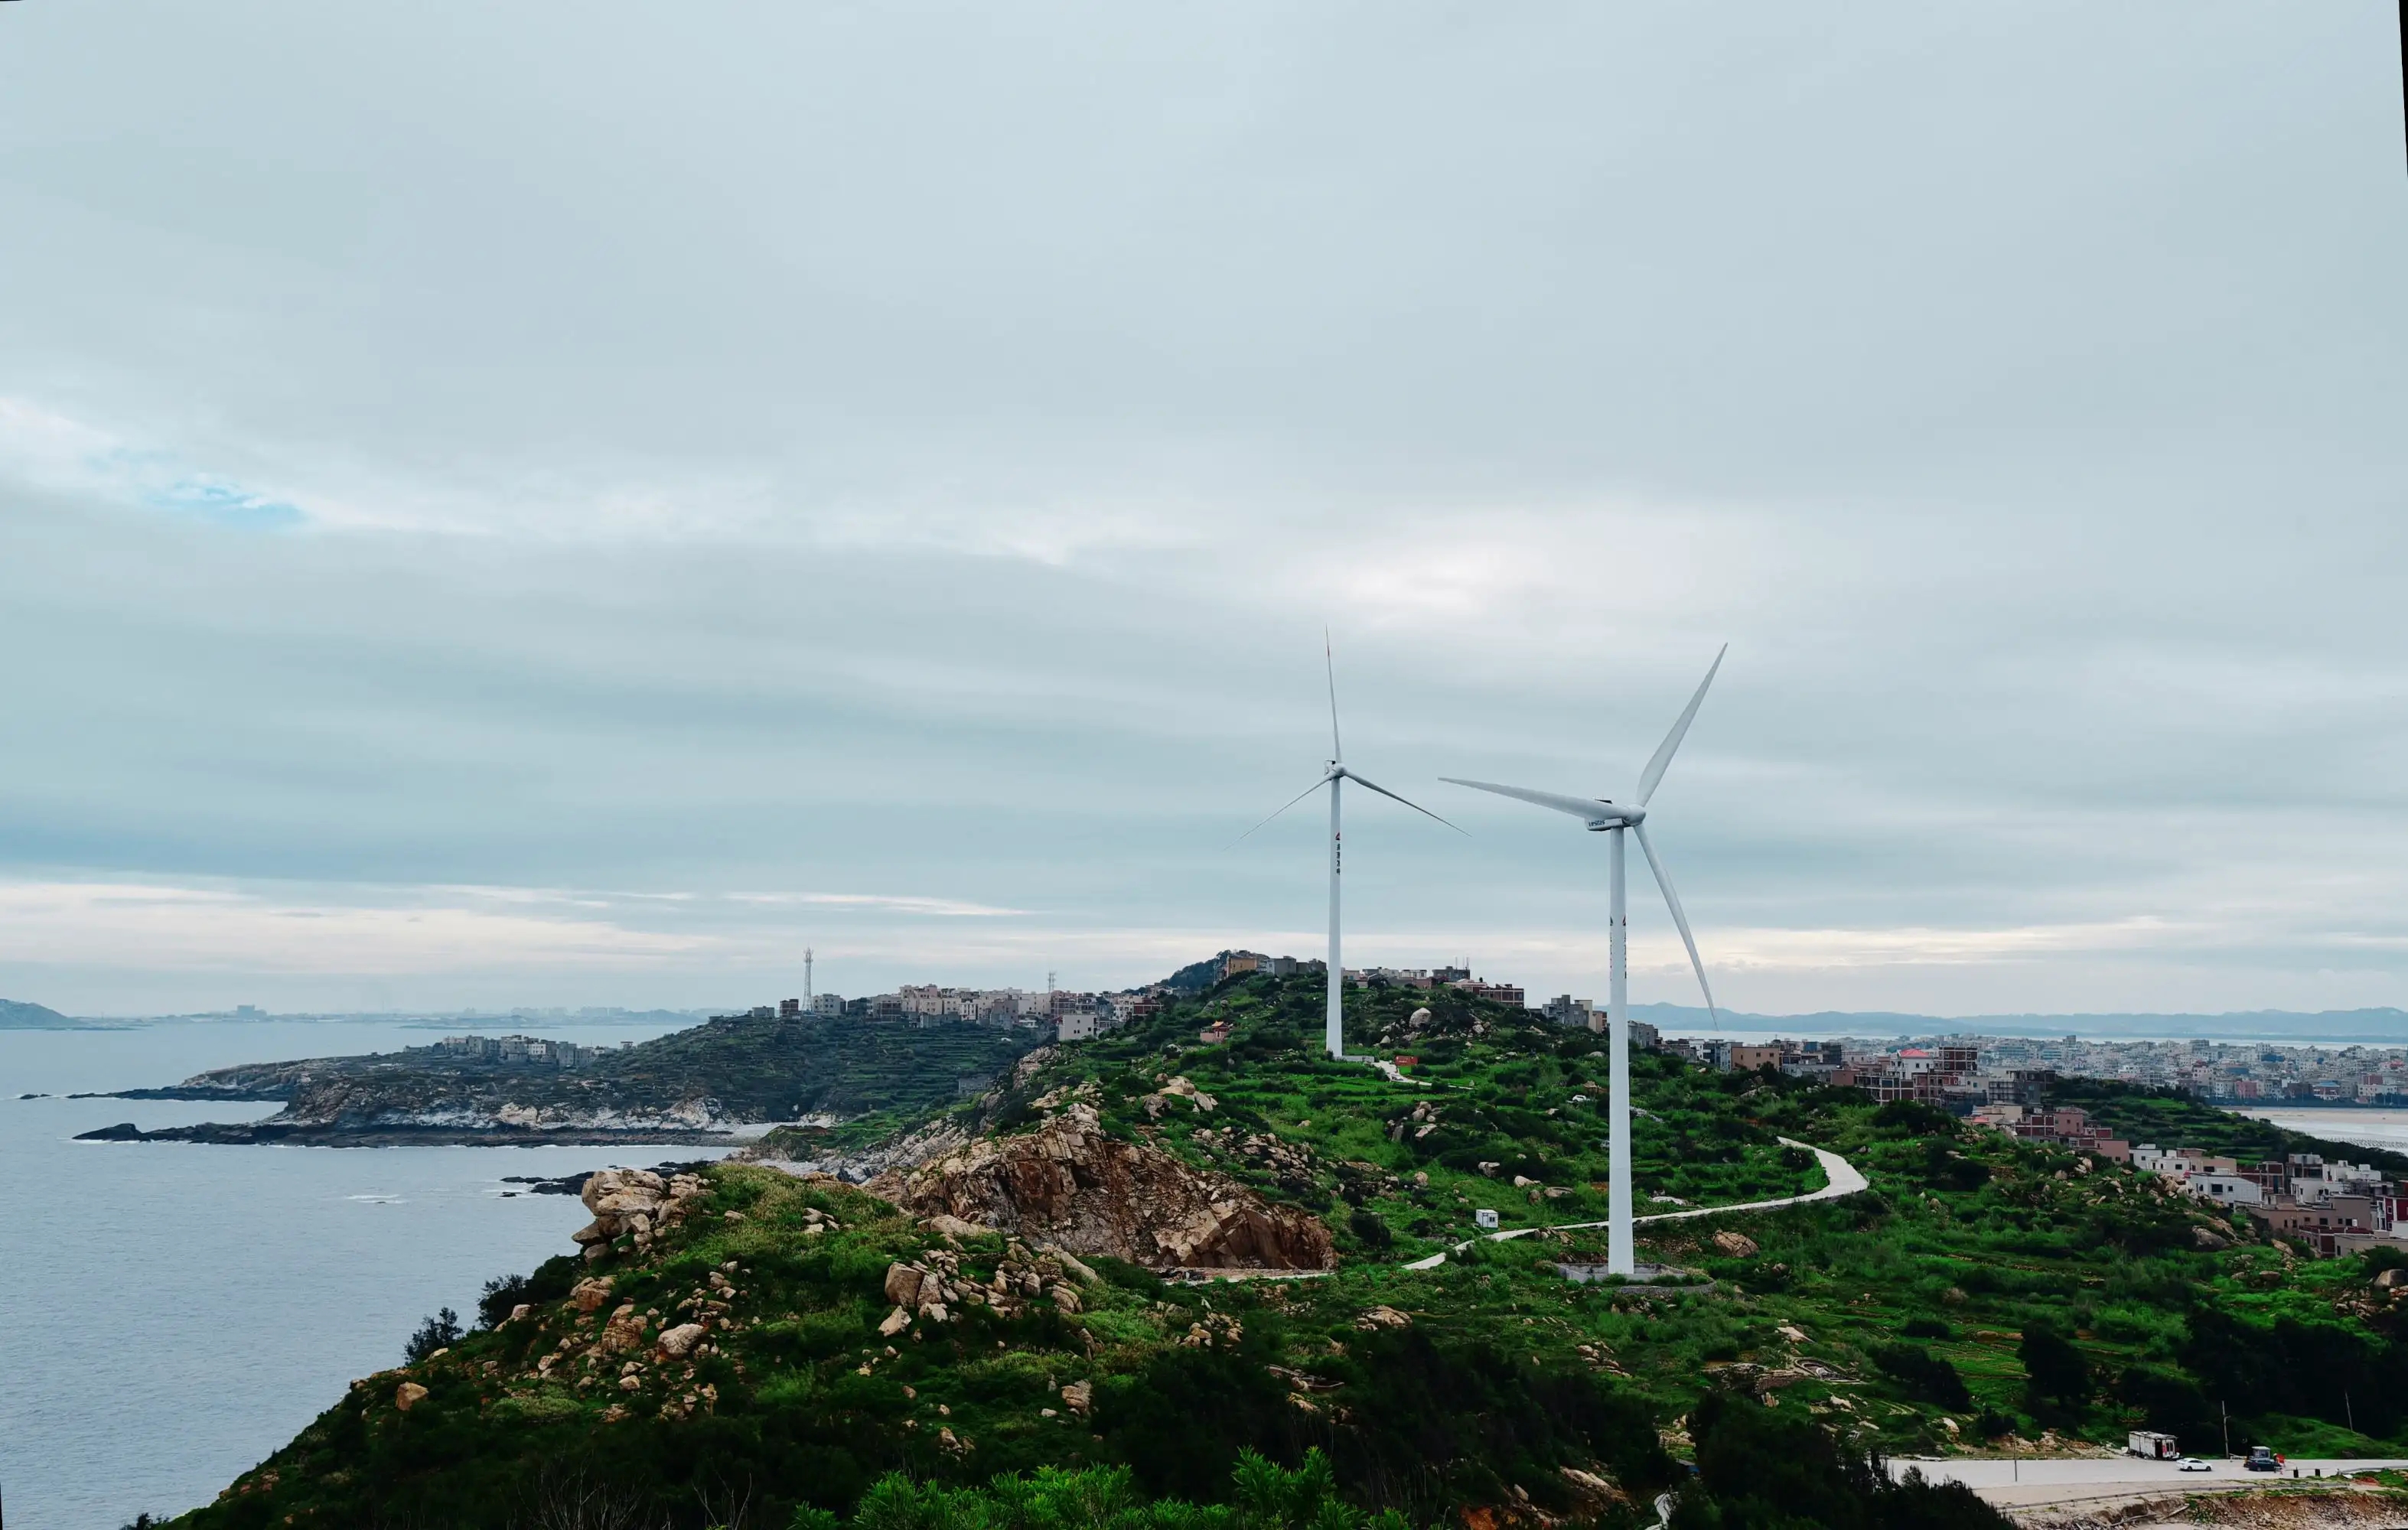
left=2238, top=1107, right=2408, bottom=1154
left=0, top=1021, right=725, bottom=1530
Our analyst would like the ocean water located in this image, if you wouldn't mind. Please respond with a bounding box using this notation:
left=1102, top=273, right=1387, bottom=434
left=2239, top=1107, right=2408, bottom=1154
left=0, top=1021, right=725, bottom=1530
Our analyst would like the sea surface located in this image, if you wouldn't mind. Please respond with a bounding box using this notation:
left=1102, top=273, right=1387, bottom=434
left=2238, top=1107, right=2408, bottom=1154
left=0, top=1020, right=725, bottom=1530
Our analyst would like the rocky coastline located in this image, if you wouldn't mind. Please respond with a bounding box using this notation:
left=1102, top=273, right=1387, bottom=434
left=73, top=1119, right=741, bottom=1148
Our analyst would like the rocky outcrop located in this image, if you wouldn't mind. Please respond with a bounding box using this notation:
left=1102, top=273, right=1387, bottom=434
left=748, top=1112, right=973, bottom=1183
left=875, top=1105, right=1336, bottom=1271
left=873, top=1236, right=1094, bottom=1335
left=573, top=1169, right=711, bottom=1259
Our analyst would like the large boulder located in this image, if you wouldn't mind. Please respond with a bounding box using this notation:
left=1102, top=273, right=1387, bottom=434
left=875, top=1107, right=1335, bottom=1271
left=576, top=1170, right=709, bottom=1258
left=598, top=1304, right=649, bottom=1355
left=657, top=1323, right=709, bottom=1358
left=570, top=1277, right=615, bottom=1313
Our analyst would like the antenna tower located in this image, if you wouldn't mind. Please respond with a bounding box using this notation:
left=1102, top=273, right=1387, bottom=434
left=805, top=948, right=814, bottom=1008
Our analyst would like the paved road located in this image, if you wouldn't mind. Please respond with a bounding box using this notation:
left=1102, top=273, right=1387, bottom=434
left=1892, top=1456, right=2408, bottom=1511
left=1400, top=1137, right=1868, bottom=1271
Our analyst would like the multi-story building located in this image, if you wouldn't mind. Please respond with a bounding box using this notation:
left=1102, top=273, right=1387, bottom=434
left=1542, top=994, right=1594, bottom=1027
left=1995, top=1105, right=2133, bottom=1161
left=1219, top=952, right=1268, bottom=980
left=1458, top=979, right=1524, bottom=1007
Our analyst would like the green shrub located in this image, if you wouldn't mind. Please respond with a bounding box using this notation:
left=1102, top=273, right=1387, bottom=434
left=1671, top=1390, right=2008, bottom=1530
left=402, top=1307, right=461, bottom=1364
left=1873, top=1343, right=1972, bottom=1411
left=2019, top=1322, right=2090, bottom=1414
left=1871, top=1101, right=1958, bottom=1140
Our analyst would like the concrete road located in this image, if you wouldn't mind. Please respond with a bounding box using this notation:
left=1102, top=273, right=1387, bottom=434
left=1892, top=1457, right=2408, bottom=1511
left=1400, top=1137, right=1869, bottom=1270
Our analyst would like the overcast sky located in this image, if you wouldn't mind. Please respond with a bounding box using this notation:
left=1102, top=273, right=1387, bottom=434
left=2, top=2, right=2404, bottom=1018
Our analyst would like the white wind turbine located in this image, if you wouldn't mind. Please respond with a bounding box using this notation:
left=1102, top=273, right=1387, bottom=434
left=1442, top=646, right=1726, bottom=1276
left=1238, top=636, right=1462, bottom=1058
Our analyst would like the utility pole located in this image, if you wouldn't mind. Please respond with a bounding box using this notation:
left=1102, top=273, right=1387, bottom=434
left=2221, top=1401, right=2229, bottom=1459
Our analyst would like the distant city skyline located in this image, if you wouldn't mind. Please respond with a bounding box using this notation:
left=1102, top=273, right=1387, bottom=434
left=2, top=4, right=2404, bottom=1018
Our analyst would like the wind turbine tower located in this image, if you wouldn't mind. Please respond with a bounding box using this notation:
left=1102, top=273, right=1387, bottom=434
left=1239, top=635, right=1463, bottom=1058
left=1444, top=647, right=1727, bottom=1276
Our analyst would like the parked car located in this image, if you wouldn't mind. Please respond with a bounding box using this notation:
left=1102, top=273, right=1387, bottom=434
left=2178, top=1458, right=2211, bottom=1473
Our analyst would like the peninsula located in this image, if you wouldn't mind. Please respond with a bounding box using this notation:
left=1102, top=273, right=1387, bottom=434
left=78, top=1009, right=1040, bottom=1147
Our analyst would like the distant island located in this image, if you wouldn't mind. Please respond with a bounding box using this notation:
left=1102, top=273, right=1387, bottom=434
left=1628, top=1000, right=2408, bottom=1043
left=0, top=997, right=81, bottom=1029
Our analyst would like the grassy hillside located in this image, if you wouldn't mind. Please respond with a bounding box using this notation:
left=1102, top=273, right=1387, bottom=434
left=2045, top=1076, right=2408, bottom=1176
left=608, top=1011, right=1040, bottom=1121
left=162, top=975, right=2408, bottom=1529
left=161, top=1011, right=1041, bottom=1132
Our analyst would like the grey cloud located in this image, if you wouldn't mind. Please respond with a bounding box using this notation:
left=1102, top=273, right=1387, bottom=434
left=0, top=2, right=2402, bottom=1016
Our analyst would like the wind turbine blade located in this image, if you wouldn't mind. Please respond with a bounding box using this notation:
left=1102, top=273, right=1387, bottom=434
left=1338, top=769, right=1468, bottom=834
left=1632, top=820, right=1718, bottom=1024
left=1324, top=628, right=1343, bottom=761
left=1439, top=776, right=1618, bottom=825
left=1230, top=776, right=1328, bottom=848
left=1634, top=645, right=1726, bottom=807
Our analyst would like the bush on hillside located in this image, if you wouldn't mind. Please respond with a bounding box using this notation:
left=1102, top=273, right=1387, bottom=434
left=796, top=1450, right=1418, bottom=1530
left=402, top=1307, right=462, bottom=1365
left=1870, top=1101, right=1957, bottom=1140
left=1671, top=1391, right=2008, bottom=1530
left=1873, top=1344, right=1973, bottom=1411
left=2019, top=1322, right=2090, bottom=1415
left=476, top=1255, right=581, bottom=1330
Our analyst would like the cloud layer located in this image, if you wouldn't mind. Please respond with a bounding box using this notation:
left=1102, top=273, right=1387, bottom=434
left=0, top=2, right=2403, bottom=1016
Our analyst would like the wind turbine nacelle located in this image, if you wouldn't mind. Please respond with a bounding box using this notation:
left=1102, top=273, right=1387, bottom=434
left=1583, top=803, right=1643, bottom=830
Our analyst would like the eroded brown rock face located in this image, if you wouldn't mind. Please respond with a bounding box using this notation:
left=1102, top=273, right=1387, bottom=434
left=877, top=1106, right=1336, bottom=1271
